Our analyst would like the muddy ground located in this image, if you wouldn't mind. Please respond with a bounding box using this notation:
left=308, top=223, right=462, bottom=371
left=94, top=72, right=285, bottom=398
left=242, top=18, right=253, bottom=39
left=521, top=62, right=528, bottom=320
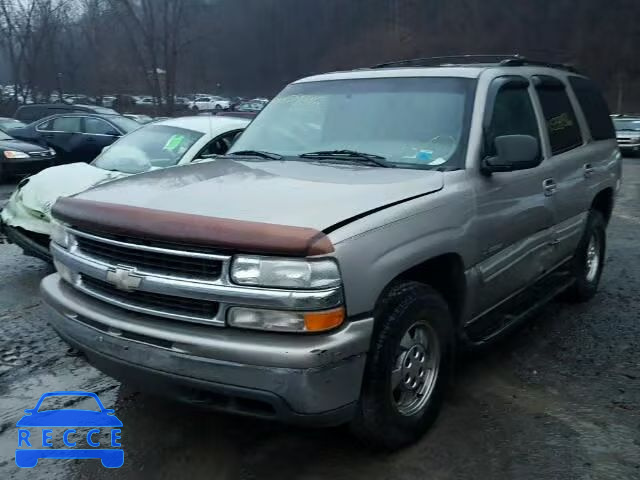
left=0, top=160, right=638, bottom=480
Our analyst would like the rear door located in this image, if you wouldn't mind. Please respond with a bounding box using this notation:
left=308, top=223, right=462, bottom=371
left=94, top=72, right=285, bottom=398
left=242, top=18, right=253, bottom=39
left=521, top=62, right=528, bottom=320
left=36, top=116, right=83, bottom=164
left=81, top=117, right=122, bottom=161
left=535, top=76, right=615, bottom=264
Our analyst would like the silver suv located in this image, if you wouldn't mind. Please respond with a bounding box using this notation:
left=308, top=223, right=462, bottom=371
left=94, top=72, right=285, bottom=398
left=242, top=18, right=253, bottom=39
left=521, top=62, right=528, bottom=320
left=41, top=56, right=622, bottom=450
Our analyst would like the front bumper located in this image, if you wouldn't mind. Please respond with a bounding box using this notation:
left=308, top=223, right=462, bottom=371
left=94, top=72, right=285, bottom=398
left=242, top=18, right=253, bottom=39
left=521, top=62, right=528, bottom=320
left=41, top=274, right=373, bottom=426
left=3, top=156, right=55, bottom=176
left=1, top=222, right=51, bottom=261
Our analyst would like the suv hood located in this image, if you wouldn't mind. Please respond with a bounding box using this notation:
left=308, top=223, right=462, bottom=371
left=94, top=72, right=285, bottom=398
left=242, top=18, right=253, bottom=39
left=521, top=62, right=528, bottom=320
left=73, top=158, right=444, bottom=231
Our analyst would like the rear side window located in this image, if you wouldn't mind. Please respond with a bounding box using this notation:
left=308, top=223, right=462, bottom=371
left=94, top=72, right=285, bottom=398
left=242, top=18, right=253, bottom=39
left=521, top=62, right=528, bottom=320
left=486, top=86, right=540, bottom=156
left=569, top=77, right=615, bottom=140
left=535, top=86, right=583, bottom=155
left=84, top=117, right=117, bottom=135
left=51, top=116, right=82, bottom=133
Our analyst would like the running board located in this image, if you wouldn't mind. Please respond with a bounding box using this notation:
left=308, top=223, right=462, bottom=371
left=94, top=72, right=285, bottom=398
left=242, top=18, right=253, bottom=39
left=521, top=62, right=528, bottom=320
left=462, top=270, right=574, bottom=347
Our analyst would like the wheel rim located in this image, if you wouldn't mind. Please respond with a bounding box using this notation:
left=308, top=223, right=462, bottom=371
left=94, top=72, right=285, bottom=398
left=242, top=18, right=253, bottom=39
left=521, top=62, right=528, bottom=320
left=585, top=233, right=601, bottom=282
left=390, top=321, right=440, bottom=416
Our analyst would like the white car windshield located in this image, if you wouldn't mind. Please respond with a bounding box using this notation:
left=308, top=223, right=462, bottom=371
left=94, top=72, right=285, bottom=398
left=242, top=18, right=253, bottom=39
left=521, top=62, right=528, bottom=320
left=229, top=77, right=474, bottom=170
left=92, top=124, right=203, bottom=174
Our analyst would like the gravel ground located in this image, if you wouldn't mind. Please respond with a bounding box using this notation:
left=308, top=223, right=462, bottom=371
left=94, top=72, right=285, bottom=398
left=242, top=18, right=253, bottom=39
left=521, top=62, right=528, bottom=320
left=0, top=161, right=639, bottom=480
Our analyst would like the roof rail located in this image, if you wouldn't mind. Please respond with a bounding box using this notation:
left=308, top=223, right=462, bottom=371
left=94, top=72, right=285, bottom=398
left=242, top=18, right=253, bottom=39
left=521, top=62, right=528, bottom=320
left=371, top=54, right=579, bottom=73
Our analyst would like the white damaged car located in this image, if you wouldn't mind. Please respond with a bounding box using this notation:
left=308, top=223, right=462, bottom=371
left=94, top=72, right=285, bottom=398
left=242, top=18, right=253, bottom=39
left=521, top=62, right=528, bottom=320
left=0, top=115, right=249, bottom=260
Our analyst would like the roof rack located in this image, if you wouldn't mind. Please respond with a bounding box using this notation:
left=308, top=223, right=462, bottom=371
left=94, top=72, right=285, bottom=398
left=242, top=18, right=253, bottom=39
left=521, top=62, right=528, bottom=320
left=371, top=55, right=579, bottom=73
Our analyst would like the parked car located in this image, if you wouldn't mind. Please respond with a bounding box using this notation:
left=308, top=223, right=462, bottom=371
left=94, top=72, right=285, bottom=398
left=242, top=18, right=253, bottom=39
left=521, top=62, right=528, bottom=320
left=123, top=114, right=154, bottom=124
left=189, top=96, right=231, bottom=111
left=613, top=116, right=640, bottom=155
left=101, top=95, right=117, bottom=108
left=40, top=57, right=620, bottom=450
left=0, top=129, right=56, bottom=182
left=219, top=99, right=268, bottom=119
left=0, top=117, right=26, bottom=133
left=1, top=115, right=248, bottom=260
left=9, top=113, right=139, bottom=165
left=14, top=104, right=119, bottom=123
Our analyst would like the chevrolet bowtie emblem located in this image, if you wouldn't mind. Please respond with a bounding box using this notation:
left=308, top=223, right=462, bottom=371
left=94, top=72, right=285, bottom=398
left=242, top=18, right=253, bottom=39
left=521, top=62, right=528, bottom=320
left=105, top=267, right=143, bottom=291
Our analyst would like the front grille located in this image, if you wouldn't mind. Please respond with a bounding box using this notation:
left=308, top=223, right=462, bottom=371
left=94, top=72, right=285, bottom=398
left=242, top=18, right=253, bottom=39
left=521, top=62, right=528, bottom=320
left=75, top=235, right=223, bottom=280
left=81, top=275, right=220, bottom=321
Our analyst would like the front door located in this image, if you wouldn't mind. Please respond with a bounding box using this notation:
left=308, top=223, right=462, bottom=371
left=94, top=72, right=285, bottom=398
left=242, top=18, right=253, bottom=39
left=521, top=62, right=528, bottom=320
left=470, top=77, right=556, bottom=317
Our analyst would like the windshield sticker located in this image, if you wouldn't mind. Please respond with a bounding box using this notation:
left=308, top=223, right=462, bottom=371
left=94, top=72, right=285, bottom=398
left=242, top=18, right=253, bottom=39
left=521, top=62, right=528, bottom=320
left=163, top=135, right=185, bottom=151
left=416, top=150, right=433, bottom=161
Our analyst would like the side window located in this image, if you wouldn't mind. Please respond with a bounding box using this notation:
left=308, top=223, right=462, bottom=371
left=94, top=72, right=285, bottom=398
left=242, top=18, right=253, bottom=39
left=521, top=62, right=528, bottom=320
left=487, top=86, right=540, bottom=156
left=84, top=117, right=118, bottom=135
left=535, top=86, right=583, bottom=155
left=51, top=116, right=82, bottom=133
left=198, top=130, right=241, bottom=157
left=569, top=77, right=615, bottom=140
left=37, top=119, right=54, bottom=131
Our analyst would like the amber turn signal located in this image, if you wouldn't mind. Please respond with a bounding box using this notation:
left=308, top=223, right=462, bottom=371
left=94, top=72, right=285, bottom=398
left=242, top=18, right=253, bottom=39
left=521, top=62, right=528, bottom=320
left=303, top=307, right=345, bottom=332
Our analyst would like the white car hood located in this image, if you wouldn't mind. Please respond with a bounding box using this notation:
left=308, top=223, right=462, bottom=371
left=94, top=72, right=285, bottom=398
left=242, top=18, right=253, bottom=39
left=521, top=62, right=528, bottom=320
left=1, top=163, right=127, bottom=235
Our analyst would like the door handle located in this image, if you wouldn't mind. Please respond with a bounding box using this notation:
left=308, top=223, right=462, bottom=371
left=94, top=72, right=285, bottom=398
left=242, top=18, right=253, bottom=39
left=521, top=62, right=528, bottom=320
left=543, top=178, right=557, bottom=196
left=584, top=163, right=595, bottom=178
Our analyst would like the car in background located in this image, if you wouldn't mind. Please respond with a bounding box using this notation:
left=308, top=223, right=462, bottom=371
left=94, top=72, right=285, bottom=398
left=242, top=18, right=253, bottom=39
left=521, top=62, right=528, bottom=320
left=189, top=96, right=231, bottom=111
left=0, top=117, right=26, bottom=133
left=219, top=99, right=268, bottom=119
left=0, top=115, right=249, bottom=260
left=613, top=116, right=640, bottom=155
left=9, top=113, right=139, bottom=165
left=123, top=114, right=154, bottom=124
left=135, top=96, right=156, bottom=106
left=101, top=95, right=117, bottom=108
left=0, top=129, right=56, bottom=182
left=14, top=104, right=120, bottom=123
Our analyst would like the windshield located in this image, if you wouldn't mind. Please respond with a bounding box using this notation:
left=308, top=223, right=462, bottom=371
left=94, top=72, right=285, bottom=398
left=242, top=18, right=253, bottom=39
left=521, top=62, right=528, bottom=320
left=0, top=130, right=12, bottom=140
left=109, top=116, right=143, bottom=133
left=92, top=124, right=203, bottom=173
left=229, top=77, right=474, bottom=169
left=614, top=119, right=640, bottom=131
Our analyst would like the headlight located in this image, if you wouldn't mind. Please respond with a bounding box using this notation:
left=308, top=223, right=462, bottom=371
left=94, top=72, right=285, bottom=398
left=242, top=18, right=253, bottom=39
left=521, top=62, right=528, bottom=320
left=50, top=221, right=71, bottom=248
left=227, top=307, right=344, bottom=332
left=4, top=150, right=30, bottom=159
left=48, top=148, right=56, bottom=156
left=230, top=256, right=341, bottom=289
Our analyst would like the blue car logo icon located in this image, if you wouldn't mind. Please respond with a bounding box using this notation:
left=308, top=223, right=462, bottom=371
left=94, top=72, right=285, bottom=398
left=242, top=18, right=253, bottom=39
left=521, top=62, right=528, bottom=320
left=16, top=391, right=123, bottom=468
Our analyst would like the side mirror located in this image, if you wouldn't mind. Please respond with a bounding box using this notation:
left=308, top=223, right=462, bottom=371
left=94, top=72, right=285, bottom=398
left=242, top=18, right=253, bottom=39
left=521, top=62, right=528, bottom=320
left=482, top=135, right=540, bottom=174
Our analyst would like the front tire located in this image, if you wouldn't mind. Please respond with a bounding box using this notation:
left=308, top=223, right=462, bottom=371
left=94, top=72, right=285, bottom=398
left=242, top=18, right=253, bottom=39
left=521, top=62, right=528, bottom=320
left=564, top=210, right=606, bottom=302
left=350, top=282, right=454, bottom=450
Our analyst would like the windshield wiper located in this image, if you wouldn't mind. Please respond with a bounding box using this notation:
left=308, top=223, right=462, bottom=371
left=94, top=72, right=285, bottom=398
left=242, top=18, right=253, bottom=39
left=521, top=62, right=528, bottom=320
left=299, top=150, right=391, bottom=168
left=227, top=150, right=283, bottom=160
